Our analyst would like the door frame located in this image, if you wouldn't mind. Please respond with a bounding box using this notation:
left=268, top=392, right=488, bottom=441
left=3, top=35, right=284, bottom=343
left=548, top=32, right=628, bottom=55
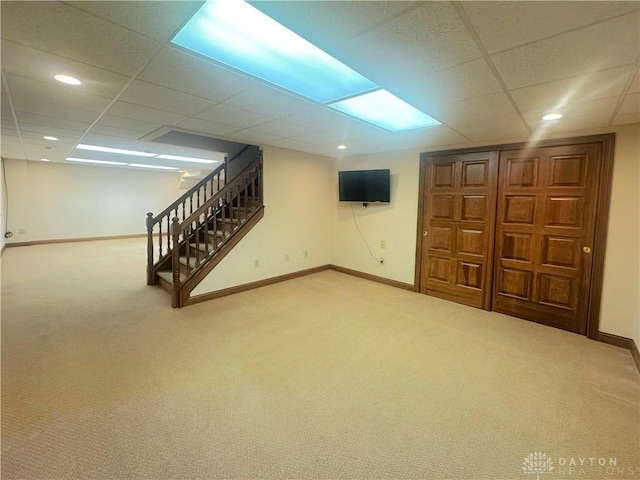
left=415, top=133, right=615, bottom=340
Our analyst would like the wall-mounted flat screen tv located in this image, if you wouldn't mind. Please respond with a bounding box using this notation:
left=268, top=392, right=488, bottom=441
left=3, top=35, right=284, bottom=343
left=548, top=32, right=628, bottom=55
left=338, top=169, right=390, bottom=203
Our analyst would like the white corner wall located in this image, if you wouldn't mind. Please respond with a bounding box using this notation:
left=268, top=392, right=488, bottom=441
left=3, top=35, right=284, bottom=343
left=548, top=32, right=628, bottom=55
left=329, top=123, right=640, bottom=342
left=598, top=124, right=639, bottom=346
left=1, top=157, right=6, bottom=252
left=330, top=150, right=421, bottom=285
left=3, top=159, right=185, bottom=243
left=191, top=145, right=332, bottom=295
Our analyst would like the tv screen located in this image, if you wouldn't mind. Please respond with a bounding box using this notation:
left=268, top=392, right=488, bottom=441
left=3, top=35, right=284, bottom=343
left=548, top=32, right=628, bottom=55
left=339, top=169, right=390, bottom=203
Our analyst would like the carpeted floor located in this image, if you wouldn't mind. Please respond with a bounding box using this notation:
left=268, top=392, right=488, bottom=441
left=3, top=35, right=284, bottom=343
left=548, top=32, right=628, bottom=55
left=1, top=238, right=638, bottom=479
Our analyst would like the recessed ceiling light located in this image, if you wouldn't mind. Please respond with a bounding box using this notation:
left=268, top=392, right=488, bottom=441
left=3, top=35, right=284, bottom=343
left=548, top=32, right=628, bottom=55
left=156, top=154, right=218, bottom=164
left=129, top=163, right=179, bottom=170
left=542, top=113, right=563, bottom=121
left=172, top=0, right=440, bottom=132
left=337, top=145, right=347, bottom=150
left=172, top=0, right=376, bottom=104
left=76, top=144, right=156, bottom=157
left=43, top=136, right=59, bottom=141
left=54, top=74, right=82, bottom=86
left=329, top=89, right=441, bottom=132
left=40, top=158, right=50, bottom=162
left=66, top=157, right=127, bottom=166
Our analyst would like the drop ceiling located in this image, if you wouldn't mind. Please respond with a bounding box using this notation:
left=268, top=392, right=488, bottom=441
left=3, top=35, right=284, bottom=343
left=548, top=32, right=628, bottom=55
left=1, top=1, right=638, bottom=167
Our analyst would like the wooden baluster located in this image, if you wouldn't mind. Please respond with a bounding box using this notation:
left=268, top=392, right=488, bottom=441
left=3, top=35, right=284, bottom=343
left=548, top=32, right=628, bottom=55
left=171, top=217, right=181, bottom=308
left=182, top=200, right=186, bottom=222
left=185, top=223, right=191, bottom=275
left=158, top=219, right=163, bottom=257
left=197, top=188, right=201, bottom=209
left=167, top=215, right=172, bottom=256
left=195, top=219, right=201, bottom=265
left=146, top=212, right=154, bottom=284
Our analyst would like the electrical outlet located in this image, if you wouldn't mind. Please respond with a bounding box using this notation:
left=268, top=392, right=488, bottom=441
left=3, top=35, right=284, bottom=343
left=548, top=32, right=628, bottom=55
left=380, top=240, right=386, bottom=249
left=253, top=259, right=259, bottom=268
left=18, top=228, right=27, bottom=234
left=285, top=254, right=290, bottom=262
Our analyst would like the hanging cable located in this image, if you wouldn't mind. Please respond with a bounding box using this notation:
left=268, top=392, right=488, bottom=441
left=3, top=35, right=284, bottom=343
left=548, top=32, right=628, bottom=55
left=351, top=203, right=381, bottom=263
left=2, top=159, right=12, bottom=238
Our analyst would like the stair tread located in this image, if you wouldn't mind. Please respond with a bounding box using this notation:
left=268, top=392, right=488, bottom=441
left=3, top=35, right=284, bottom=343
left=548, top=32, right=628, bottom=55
left=157, top=270, right=186, bottom=283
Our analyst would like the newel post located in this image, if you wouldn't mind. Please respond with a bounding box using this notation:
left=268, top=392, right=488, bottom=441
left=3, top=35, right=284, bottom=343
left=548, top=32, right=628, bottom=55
left=146, top=212, right=154, bottom=285
left=171, top=217, right=182, bottom=308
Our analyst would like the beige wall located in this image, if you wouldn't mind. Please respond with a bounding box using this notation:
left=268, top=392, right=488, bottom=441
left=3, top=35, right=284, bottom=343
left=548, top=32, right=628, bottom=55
left=3, top=123, right=638, bottom=345
left=3, top=159, right=185, bottom=243
left=330, top=150, right=421, bottom=285
left=599, top=124, right=639, bottom=346
left=1, top=157, right=6, bottom=252
left=329, top=123, right=640, bottom=342
left=191, top=146, right=332, bottom=295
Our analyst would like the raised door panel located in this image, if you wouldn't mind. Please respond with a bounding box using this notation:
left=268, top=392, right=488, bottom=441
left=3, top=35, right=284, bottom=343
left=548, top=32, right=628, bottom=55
left=420, top=151, right=498, bottom=309
left=492, top=144, right=602, bottom=333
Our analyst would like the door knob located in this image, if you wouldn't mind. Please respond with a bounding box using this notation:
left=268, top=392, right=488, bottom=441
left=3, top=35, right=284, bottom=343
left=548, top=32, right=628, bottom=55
left=423, top=231, right=428, bottom=236
left=582, top=246, right=592, bottom=253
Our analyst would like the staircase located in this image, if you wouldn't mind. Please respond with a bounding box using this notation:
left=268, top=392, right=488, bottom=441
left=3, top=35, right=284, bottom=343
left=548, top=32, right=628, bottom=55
left=146, top=146, right=264, bottom=307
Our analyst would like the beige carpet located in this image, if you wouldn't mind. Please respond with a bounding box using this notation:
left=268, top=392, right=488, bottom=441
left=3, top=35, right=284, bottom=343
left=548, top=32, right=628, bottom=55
left=1, top=238, right=638, bottom=479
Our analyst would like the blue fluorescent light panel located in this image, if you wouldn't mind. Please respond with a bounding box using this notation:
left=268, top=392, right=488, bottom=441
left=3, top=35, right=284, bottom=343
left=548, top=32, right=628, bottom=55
left=172, top=0, right=377, bottom=104
left=329, top=90, right=441, bottom=132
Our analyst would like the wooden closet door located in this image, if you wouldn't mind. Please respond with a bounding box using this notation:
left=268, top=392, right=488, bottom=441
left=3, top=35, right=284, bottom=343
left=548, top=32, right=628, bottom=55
left=492, top=143, right=602, bottom=333
left=420, top=151, right=498, bottom=309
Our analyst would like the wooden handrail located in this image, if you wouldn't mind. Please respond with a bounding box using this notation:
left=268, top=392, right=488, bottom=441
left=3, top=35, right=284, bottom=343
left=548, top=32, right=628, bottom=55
left=152, top=161, right=226, bottom=223
left=178, top=158, right=260, bottom=231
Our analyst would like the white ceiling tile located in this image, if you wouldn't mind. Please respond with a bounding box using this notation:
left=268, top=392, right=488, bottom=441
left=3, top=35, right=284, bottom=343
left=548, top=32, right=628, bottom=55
left=18, top=123, right=82, bottom=142
left=80, top=134, right=137, bottom=149
left=107, top=101, right=188, bottom=125
left=11, top=100, right=100, bottom=125
left=0, top=141, right=26, bottom=160
left=407, top=59, right=503, bottom=108
left=613, top=112, right=640, bottom=125
left=346, top=2, right=481, bottom=78
left=120, top=80, right=215, bottom=117
left=266, top=138, right=314, bottom=151
left=619, top=93, right=640, bottom=115
left=226, top=128, right=284, bottom=145
left=523, top=96, right=619, bottom=124
left=290, top=129, right=348, bottom=146
left=224, top=86, right=315, bottom=119
left=138, top=46, right=259, bottom=102
left=174, top=117, right=240, bottom=137
left=248, top=120, right=315, bottom=138
left=196, top=104, right=275, bottom=128
left=285, top=108, right=361, bottom=133
left=15, top=111, right=90, bottom=133
left=464, top=1, right=639, bottom=54
left=95, top=115, right=162, bottom=135
left=384, top=126, right=470, bottom=151
left=430, top=93, right=519, bottom=127
left=6, top=75, right=111, bottom=114
left=1, top=41, right=129, bottom=98
left=532, top=116, right=612, bottom=134
left=0, top=1, right=159, bottom=76
left=511, top=65, right=634, bottom=113
left=251, top=1, right=420, bottom=51
left=492, top=12, right=640, bottom=89
left=453, top=112, right=530, bottom=141
left=66, top=1, right=203, bottom=42
left=88, top=125, right=145, bottom=140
